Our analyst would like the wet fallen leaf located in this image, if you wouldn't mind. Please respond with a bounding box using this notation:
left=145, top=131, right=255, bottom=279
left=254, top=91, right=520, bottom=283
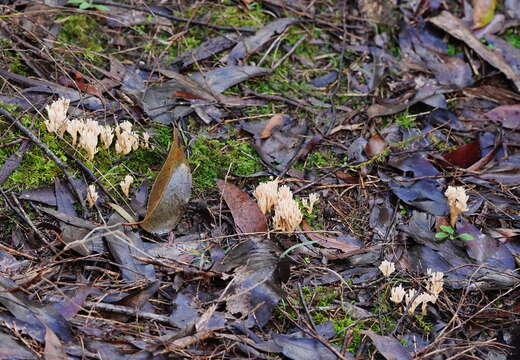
left=216, top=179, right=268, bottom=233
left=140, top=128, right=192, bottom=234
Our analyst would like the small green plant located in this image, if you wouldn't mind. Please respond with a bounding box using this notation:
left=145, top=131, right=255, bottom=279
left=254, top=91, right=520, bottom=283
left=67, top=0, right=109, bottom=11
left=435, top=225, right=474, bottom=241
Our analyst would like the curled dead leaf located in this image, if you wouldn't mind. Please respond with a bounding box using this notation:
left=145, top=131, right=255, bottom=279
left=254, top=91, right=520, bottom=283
left=140, top=128, right=192, bottom=234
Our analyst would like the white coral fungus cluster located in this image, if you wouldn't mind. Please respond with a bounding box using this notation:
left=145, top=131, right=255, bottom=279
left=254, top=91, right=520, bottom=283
left=43, top=98, right=150, bottom=160
left=388, top=268, right=445, bottom=316
left=253, top=180, right=317, bottom=233
left=445, top=186, right=469, bottom=226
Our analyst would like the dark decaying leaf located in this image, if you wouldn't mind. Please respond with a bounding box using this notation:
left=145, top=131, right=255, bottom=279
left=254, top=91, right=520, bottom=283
left=429, top=11, right=520, bottom=91
left=53, top=286, right=94, bottom=320
left=216, top=179, right=268, bottom=234
left=389, top=153, right=439, bottom=177
left=362, top=330, right=412, bottom=360
left=242, top=117, right=308, bottom=171
left=54, top=178, right=76, bottom=217
left=169, top=34, right=240, bottom=70
left=271, top=334, right=341, bottom=360
left=191, top=66, right=271, bottom=94
left=109, top=281, right=160, bottom=322
left=456, top=218, right=499, bottom=262
left=309, top=71, right=338, bottom=88
left=479, top=152, right=520, bottom=185
left=130, top=180, right=149, bottom=219
left=484, top=35, right=520, bottom=76
left=485, top=104, right=520, bottom=129
left=0, top=140, right=31, bottom=186
left=106, top=213, right=156, bottom=282
left=140, top=128, right=191, bottom=234
left=0, top=276, right=72, bottom=343
left=143, top=66, right=269, bottom=124
left=0, top=332, right=35, bottom=360
left=213, top=237, right=284, bottom=327
left=367, top=79, right=448, bottom=118
left=388, top=178, right=448, bottom=216
left=226, top=18, right=297, bottom=65
left=169, top=293, right=200, bottom=328
left=399, top=24, right=473, bottom=88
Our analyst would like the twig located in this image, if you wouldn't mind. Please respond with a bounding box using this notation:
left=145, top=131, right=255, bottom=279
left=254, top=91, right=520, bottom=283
left=0, top=108, right=86, bottom=212
left=0, top=138, right=24, bottom=149
left=272, top=34, right=307, bottom=70
left=297, top=283, right=317, bottom=332
left=44, top=295, right=170, bottom=324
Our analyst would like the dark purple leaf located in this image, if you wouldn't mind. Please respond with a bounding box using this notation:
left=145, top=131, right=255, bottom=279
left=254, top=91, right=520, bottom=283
left=479, top=152, right=520, bottom=185
left=388, top=178, right=448, bottom=216
left=272, top=334, right=340, bottom=360
left=0, top=332, right=35, bottom=359
left=485, top=104, right=520, bottom=129
left=105, top=213, right=156, bottom=282
left=169, top=293, right=199, bottom=328
left=363, top=330, right=412, bottom=360
left=170, top=34, right=239, bottom=70
left=389, top=153, right=439, bottom=177
left=0, top=141, right=31, bottom=186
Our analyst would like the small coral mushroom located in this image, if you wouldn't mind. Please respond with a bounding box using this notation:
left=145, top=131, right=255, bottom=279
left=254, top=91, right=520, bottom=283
left=253, top=179, right=279, bottom=214
left=86, top=184, right=98, bottom=208
left=78, top=119, right=101, bottom=161
left=45, top=98, right=70, bottom=137
left=390, top=284, right=406, bottom=304
left=66, top=119, right=83, bottom=146
left=99, top=125, right=114, bottom=149
left=119, top=175, right=134, bottom=197
left=273, top=185, right=302, bottom=233
left=378, top=260, right=396, bottom=277
left=444, top=186, right=469, bottom=226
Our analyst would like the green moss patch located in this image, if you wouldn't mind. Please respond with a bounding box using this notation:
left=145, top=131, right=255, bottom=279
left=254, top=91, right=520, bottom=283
left=188, top=136, right=263, bottom=193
